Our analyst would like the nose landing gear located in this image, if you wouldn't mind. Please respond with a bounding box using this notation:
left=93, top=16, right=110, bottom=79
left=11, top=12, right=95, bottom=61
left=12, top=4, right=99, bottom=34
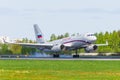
left=73, top=49, right=79, bottom=58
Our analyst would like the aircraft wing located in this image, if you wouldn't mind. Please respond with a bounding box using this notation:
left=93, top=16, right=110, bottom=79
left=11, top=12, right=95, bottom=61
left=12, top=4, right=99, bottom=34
left=81, top=40, right=108, bottom=48
left=95, top=41, right=108, bottom=46
left=4, top=40, right=54, bottom=49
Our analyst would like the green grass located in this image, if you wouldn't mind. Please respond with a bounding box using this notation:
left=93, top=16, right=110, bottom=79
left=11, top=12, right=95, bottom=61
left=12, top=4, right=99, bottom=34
left=0, top=60, right=120, bottom=80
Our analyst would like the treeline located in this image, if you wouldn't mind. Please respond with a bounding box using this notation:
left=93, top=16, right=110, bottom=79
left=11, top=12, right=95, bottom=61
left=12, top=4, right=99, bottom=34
left=0, top=31, right=120, bottom=55
left=0, top=38, right=37, bottom=55
left=96, top=30, right=120, bottom=53
left=50, top=33, right=70, bottom=41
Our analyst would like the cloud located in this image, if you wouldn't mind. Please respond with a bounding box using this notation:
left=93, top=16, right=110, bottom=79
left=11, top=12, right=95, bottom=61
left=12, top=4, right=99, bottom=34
left=0, top=7, right=120, bottom=17
left=47, top=8, right=112, bottom=14
left=21, top=8, right=120, bottom=15
left=0, top=7, right=20, bottom=16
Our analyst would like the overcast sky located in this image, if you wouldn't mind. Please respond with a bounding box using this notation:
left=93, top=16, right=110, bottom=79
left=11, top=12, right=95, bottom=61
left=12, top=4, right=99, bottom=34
left=0, top=0, right=120, bottom=40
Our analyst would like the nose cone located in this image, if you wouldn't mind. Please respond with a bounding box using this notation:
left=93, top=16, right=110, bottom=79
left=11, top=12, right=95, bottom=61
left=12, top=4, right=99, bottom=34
left=89, top=36, right=97, bottom=42
left=92, top=36, right=97, bottom=41
left=85, top=33, right=97, bottom=42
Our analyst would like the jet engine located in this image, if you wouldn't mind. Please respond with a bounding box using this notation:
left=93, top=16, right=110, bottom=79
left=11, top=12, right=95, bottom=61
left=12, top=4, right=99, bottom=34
left=51, top=44, right=66, bottom=52
left=84, top=45, right=98, bottom=53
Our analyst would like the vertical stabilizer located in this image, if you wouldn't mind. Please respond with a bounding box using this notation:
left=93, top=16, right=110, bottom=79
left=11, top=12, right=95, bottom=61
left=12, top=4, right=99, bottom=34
left=34, top=24, right=45, bottom=43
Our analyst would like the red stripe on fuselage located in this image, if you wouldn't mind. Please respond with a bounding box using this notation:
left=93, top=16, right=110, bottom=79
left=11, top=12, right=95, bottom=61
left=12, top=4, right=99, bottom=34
left=63, top=40, right=91, bottom=44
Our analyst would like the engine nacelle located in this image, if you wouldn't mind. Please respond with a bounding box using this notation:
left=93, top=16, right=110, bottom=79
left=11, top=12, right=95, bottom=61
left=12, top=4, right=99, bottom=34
left=85, top=45, right=98, bottom=53
left=51, top=44, right=66, bottom=52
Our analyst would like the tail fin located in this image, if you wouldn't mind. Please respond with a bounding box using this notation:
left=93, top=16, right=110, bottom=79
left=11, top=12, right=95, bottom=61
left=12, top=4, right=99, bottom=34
left=34, top=24, right=45, bottom=43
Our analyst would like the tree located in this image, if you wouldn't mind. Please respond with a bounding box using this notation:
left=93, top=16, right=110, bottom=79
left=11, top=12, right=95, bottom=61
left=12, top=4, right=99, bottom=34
left=1, top=44, right=12, bottom=54
left=10, top=44, right=22, bottom=54
left=64, top=32, right=69, bottom=37
left=57, top=35, right=64, bottom=39
left=50, top=34, right=57, bottom=41
left=71, top=34, right=75, bottom=36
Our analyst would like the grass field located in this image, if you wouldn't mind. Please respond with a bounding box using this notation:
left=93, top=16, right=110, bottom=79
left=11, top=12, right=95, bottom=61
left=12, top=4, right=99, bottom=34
left=0, top=60, right=120, bottom=80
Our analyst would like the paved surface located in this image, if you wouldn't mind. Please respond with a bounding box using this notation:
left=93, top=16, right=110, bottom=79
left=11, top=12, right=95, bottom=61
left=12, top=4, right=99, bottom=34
left=0, top=57, right=120, bottom=60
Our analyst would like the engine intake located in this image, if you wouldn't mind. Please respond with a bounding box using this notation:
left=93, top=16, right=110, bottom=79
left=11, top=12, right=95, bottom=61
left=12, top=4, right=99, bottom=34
left=85, top=45, right=98, bottom=53
left=51, top=44, right=66, bottom=52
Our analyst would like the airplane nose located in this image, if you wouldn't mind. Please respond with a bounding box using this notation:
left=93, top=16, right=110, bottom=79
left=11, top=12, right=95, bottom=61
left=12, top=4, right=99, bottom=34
left=93, top=36, right=97, bottom=41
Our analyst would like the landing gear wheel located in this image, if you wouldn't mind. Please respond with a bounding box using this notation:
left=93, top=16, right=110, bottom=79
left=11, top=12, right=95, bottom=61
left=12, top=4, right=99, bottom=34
left=53, top=54, right=60, bottom=58
left=73, top=55, right=79, bottom=58
left=73, top=49, right=79, bottom=58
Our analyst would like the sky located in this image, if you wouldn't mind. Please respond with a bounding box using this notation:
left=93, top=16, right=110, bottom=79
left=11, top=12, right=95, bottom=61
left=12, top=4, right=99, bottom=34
left=0, top=0, right=120, bottom=40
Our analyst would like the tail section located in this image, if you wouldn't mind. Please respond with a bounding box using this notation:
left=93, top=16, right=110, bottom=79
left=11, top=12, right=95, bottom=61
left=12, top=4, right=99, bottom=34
left=34, top=24, right=45, bottom=43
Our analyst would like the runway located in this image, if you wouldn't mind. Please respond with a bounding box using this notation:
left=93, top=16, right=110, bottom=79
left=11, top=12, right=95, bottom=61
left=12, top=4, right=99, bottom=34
left=1, top=54, right=120, bottom=60
left=1, top=57, right=120, bottom=60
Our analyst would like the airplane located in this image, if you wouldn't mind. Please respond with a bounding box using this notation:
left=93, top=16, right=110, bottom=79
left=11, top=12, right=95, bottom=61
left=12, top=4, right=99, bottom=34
left=4, top=24, right=108, bottom=58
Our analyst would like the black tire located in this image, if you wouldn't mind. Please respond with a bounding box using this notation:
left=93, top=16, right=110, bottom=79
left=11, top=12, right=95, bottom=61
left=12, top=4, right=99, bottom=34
left=53, top=54, right=60, bottom=58
left=73, top=55, right=79, bottom=58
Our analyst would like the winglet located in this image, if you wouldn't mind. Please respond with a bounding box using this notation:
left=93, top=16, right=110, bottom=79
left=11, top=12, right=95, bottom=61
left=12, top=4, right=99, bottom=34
left=106, top=40, right=108, bottom=45
left=2, top=38, right=9, bottom=44
left=96, top=40, right=108, bottom=46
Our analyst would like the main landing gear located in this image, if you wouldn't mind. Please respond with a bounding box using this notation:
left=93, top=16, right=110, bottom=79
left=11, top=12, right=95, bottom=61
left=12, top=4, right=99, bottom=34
left=52, top=49, right=80, bottom=58
left=73, top=49, right=79, bottom=58
left=53, top=54, right=60, bottom=58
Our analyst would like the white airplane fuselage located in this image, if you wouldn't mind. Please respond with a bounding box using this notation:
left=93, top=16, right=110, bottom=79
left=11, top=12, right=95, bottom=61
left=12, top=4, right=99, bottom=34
left=40, top=33, right=97, bottom=52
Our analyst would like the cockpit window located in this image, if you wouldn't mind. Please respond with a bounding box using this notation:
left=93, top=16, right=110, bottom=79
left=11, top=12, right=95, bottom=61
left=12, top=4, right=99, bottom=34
left=87, top=34, right=95, bottom=36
